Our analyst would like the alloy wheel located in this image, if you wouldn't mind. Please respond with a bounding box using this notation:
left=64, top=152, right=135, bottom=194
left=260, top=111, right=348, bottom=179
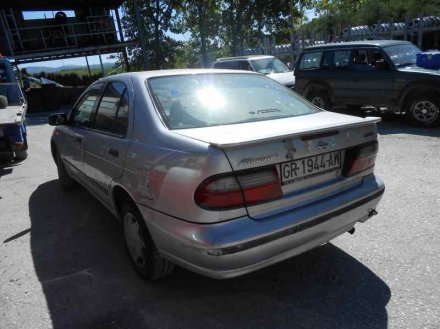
left=411, top=100, right=439, bottom=124
left=311, top=96, right=325, bottom=109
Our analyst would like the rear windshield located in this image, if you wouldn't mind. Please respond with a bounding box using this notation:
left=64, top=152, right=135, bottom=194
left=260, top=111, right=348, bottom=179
left=147, top=73, right=319, bottom=130
left=250, top=58, right=290, bottom=74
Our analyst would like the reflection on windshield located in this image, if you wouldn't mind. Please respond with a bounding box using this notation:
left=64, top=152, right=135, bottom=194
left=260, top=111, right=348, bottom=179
left=251, top=58, right=290, bottom=74
left=196, top=87, right=226, bottom=110
left=383, top=44, right=421, bottom=67
left=147, top=73, right=318, bottom=130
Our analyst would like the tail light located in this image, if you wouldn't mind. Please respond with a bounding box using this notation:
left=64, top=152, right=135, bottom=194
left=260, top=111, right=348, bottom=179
left=195, top=167, right=282, bottom=210
left=343, top=141, right=378, bottom=177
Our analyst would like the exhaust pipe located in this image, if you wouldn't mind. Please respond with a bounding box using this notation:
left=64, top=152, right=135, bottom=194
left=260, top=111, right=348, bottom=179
left=367, top=209, right=378, bottom=218
left=358, top=208, right=378, bottom=223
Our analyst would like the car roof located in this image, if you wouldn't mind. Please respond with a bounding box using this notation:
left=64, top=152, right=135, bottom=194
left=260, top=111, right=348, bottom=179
left=95, top=69, right=259, bottom=84
left=215, top=55, right=274, bottom=62
left=303, top=40, right=413, bottom=51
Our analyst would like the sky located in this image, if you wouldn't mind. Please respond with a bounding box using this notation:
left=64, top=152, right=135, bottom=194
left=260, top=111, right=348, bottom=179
left=305, top=9, right=317, bottom=21
left=20, top=8, right=316, bottom=69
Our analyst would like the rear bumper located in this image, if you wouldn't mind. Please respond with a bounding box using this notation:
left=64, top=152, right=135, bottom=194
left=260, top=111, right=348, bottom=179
left=139, top=175, right=384, bottom=279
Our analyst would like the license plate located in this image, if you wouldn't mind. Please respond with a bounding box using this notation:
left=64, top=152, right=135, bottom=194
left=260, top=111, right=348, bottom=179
left=280, top=151, right=342, bottom=186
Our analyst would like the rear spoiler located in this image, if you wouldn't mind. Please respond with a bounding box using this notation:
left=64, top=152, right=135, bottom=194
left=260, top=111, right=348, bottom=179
left=210, top=117, right=381, bottom=149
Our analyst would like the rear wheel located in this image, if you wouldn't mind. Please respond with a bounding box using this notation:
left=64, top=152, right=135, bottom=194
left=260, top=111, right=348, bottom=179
left=405, top=94, right=440, bottom=127
left=14, top=136, right=28, bottom=162
left=55, top=151, right=78, bottom=191
left=14, top=150, right=28, bottom=161
left=0, top=95, right=7, bottom=109
left=307, top=90, right=332, bottom=110
left=121, top=201, right=174, bottom=280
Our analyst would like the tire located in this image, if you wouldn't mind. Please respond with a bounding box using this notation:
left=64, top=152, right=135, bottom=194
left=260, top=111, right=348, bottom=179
left=0, top=95, right=7, bottom=109
left=14, top=150, right=28, bottom=161
left=55, top=151, right=78, bottom=191
left=14, top=136, right=28, bottom=162
left=121, top=201, right=175, bottom=280
left=405, top=93, right=440, bottom=127
left=307, top=90, right=332, bottom=110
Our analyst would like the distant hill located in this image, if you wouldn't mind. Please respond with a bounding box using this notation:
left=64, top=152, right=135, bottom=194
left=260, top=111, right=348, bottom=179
left=57, top=65, right=126, bottom=77
left=25, top=63, right=114, bottom=74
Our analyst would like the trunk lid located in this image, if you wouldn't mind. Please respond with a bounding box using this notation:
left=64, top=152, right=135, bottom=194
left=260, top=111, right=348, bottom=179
left=174, top=111, right=380, bottom=219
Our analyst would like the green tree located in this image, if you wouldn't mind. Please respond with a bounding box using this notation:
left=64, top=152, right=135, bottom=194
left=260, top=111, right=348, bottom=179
left=121, top=0, right=181, bottom=70
left=310, top=0, right=440, bottom=28
left=220, top=0, right=300, bottom=56
left=179, top=0, right=221, bottom=67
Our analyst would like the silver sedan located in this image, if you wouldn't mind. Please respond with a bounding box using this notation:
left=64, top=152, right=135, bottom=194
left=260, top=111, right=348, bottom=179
left=49, top=69, right=385, bottom=280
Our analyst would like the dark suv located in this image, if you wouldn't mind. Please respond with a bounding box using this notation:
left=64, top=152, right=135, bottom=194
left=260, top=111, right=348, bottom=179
left=294, top=40, right=440, bottom=127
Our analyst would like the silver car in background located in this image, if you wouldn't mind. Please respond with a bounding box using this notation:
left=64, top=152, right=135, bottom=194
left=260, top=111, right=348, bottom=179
left=212, top=55, right=296, bottom=89
left=49, top=69, right=385, bottom=280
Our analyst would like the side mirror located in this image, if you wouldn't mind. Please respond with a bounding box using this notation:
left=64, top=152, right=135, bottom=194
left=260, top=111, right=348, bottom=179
left=48, top=113, right=68, bottom=126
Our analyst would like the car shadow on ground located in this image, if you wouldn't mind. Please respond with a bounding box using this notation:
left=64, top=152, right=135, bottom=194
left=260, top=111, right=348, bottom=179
left=0, top=165, right=13, bottom=177
left=28, top=180, right=391, bottom=329
left=376, top=120, right=440, bottom=137
left=0, top=161, right=22, bottom=180
left=330, top=107, right=440, bottom=137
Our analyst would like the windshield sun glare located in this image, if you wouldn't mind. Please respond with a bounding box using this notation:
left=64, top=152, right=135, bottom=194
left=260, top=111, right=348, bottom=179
left=147, top=73, right=318, bottom=130
left=196, top=87, right=226, bottom=110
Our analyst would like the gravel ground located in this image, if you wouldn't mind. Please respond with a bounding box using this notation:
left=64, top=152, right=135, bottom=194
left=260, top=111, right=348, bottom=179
left=0, top=116, right=439, bottom=329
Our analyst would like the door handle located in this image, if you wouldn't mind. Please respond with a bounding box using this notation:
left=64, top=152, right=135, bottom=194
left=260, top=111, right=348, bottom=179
left=108, top=148, right=119, bottom=157
left=75, top=137, right=82, bottom=143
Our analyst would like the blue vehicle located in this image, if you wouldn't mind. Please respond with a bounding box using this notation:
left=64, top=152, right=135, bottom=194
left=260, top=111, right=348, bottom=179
left=0, top=57, right=27, bottom=162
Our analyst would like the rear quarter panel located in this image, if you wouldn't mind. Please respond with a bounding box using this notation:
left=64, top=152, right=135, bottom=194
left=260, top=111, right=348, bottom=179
left=119, top=76, right=246, bottom=223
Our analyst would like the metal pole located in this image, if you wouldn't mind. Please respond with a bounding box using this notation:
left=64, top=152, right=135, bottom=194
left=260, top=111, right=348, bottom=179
left=389, top=19, right=393, bottom=40
left=85, top=56, right=92, bottom=77
left=289, top=1, right=295, bottom=69
left=98, top=50, right=105, bottom=76
left=115, top=8, right=130, bottom=71
left=404, top=16, right=409, bottom=41
left=133, top=0, right=148, bottom=70
left=290, top=30, right=295, bottom=70
left=0, top=10, right=15, bottom=56
left=417, top=15, right=424, bottom=50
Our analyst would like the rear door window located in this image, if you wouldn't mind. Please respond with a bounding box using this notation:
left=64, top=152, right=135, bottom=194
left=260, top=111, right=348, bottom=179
left=298, top=52, right=323, bottom=70
left=71, top=86, right=102, bottom=127
left=333, top=50, right=351, bottom=69
left=239, top=61, right=252, bottom=71
left=92, top=81, right=129, bottom=136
